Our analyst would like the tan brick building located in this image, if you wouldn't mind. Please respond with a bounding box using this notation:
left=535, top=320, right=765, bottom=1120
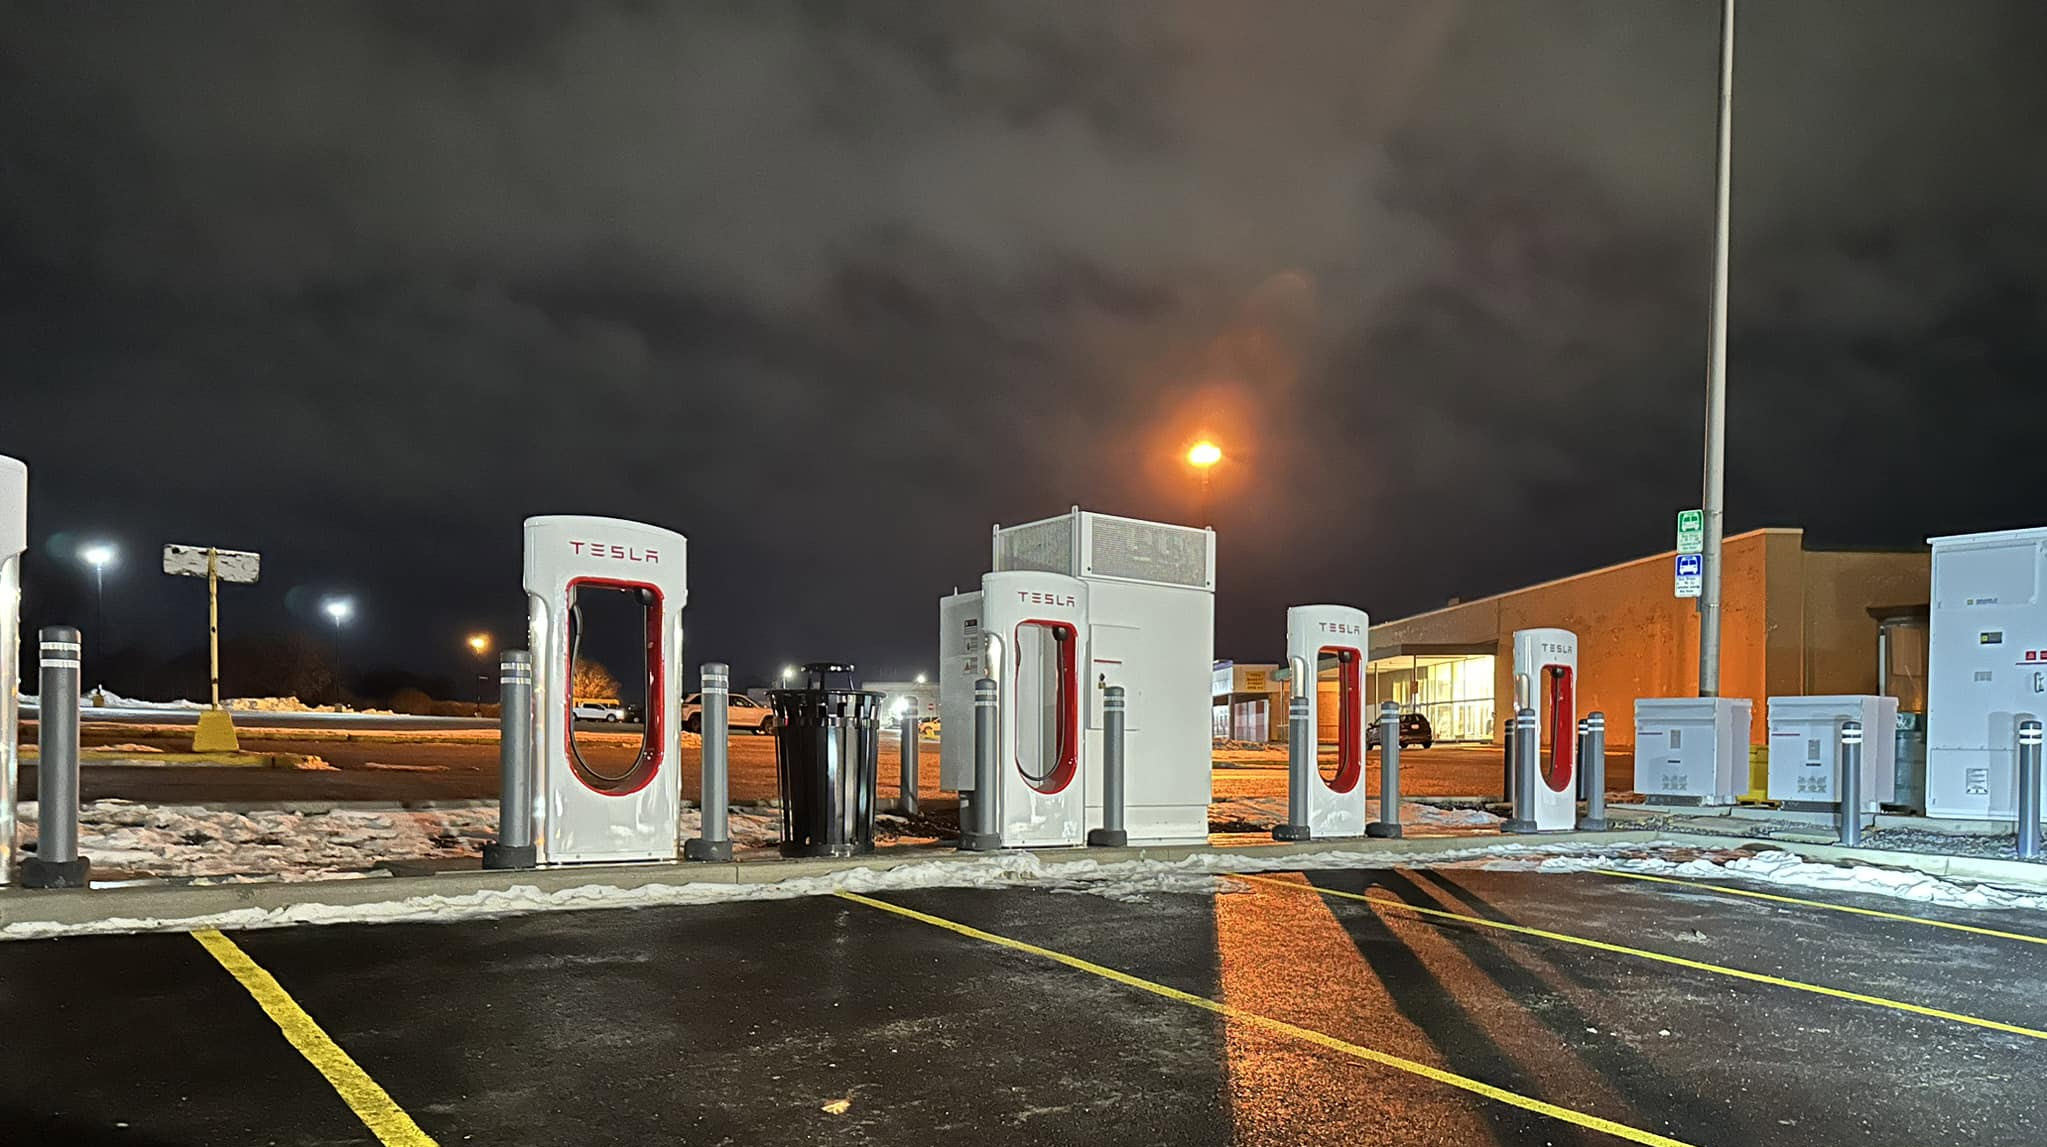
left=1364, top=528, right=1929, bottom=748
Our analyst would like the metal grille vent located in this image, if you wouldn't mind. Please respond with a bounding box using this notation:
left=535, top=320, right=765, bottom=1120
left=1088, top=517, right=1209, bottom=588
left=996, top=518, right=1074, bottom=575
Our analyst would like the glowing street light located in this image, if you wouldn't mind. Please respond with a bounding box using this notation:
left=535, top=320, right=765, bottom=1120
left=780, top=664, right=797, bottom=683
left=324, top=598, right=353, bottom=625
left=467, top=633, right=491, bottom=655
left=914, top=672, right=927, bottom=685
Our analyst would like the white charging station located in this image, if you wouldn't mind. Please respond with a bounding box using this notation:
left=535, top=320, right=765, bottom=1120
left=1511, top=628, right=1578, bottom=830
left=524, top=514, right=687, bottom=864
left=0, top=456, right=24, bottom=884
left=940, top=509, right=1215, bottom=847
left=1926, top=526, right=2047, bottom=821
left=1287, top=604, right=1368, bottom=838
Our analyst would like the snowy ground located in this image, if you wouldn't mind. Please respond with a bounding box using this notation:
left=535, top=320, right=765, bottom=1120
left=9, top=796, right=1493, bottom=884
left=16, top=800, right=782, bottom=882
left=1619, top=810, right=2047, bottom=866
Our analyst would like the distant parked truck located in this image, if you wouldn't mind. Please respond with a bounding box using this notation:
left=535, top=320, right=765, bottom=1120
left=681, top=691, right=777, bottom=734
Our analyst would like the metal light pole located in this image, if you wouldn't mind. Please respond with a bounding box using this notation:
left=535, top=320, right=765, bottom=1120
left=81, top=543, right=115, bottom=671
left=1698, top=0, right=1735, bottom=697
left=324, top=598, right=353, bottom=699
left=1188, top=440, right=1221, bottom=526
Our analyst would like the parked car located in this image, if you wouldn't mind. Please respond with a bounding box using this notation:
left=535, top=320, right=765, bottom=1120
left=1366, top=711, right=1434, bottom=750
left=572, top=697, right=628, bottom=722
left=681, top=691, right=778, bottom=734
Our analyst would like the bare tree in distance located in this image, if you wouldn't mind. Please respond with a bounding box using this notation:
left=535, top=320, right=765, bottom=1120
left=572, top=658, right=620, bottom=700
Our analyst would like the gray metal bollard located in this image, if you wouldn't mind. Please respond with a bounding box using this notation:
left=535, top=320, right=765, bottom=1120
left=1578, top=712, right=1609, bottom=831
left=1088, top=686, right=1129, bottom=847
left=685, top=662, right=734, bottom=862
left=1574, top=718, right=1591, bottom=801
left=1501, top=707, right=1540, bottom=834
left=1274, top=695, right=1314, bottom=842
left=1839, top=719, right=1864, bottom=848
left=896, top=712, right=921, bottom=817
left=22, top=627, right=89, bottom=889
left=482, top=650, right=537, bottom=869
left=1367, top=702, right=1403, bottom=838
left=959, top=677, right=1003, bottom=851
left=2019, top=720, right=2043, bottom=861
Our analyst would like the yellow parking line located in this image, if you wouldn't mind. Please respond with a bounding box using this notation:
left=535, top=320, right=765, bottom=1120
left=834, top=891, right=1696, bottom=1147
left=1593, top=868, right=2047, bottom=947
left=1238, top=874, right=2047, bottom=1042
left=192, top=929, right=439, bottom=1147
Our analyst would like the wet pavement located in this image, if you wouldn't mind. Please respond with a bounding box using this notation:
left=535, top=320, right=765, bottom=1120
left=1, top=865, right=2042, bottom=1145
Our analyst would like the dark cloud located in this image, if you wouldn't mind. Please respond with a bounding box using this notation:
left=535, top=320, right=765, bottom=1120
left=2, top=0, right=2045, bottom=689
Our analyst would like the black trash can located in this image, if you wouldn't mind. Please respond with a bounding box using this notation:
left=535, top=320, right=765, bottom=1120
left=770, top=663, right=883, bottom=858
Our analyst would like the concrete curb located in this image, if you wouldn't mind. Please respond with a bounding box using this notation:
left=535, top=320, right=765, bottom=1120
left=0, top=828, right=1662, bottom=939
left=23, top=749, right=310, bottom=769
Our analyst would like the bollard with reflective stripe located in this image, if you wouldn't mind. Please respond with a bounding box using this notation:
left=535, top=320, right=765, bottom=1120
left=685, top=663, right=734, bottom=862
left=1501, top=708, right=1540, bottom=834
left=2019, top=721, right=2044, bottom=861
left=483, top=650, right=538, bottom=869
left=1088, top=686, right=1129, bottom=847
left=1839, top=720, right=1865, bottom=848
left=1574, top=718, right=1591, bottom=801
left=896, top=712, right=921, bottom=818
left=1273, top=695, right=1314, bottom=842
left=1367, top=702, right=1403, bottom=838
left=1578, top=712, right=1609, bottom=831
left=959, top=678, right=1003, bottom=851
left=22, top=626, right=89, bottom=888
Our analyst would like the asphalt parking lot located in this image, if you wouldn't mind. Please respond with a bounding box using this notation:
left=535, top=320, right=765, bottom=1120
left=2, top=864, right=2042, bottom=1146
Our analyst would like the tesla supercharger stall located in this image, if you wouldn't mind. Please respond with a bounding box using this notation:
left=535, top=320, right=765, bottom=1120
left=1512, top=627, right=1578, bottom=831
left=1287, top=604, right=1369, bottom=838
left=524, top=515, right=687, bottom=864
left=0, top=456, right=23, bottom=885
left=940, top=570, right=1090, bottom=847
left=940, top=509, right=1215, bottom=848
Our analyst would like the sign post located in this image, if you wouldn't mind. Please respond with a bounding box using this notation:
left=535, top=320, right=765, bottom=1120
left=163, top=544, right=261, bottom=751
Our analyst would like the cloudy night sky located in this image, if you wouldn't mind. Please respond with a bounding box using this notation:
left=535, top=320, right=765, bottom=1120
left=3, top=1, right=2044, bottom=691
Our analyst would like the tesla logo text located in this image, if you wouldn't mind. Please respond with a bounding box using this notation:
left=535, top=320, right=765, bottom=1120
left=1318, top=622, right=1362, bottom=635
left=1017, top=591, right=1076, bottom=608
left=570, top=541, right=660, bottom=563
left=1540, top=642, right=1571, bottom=656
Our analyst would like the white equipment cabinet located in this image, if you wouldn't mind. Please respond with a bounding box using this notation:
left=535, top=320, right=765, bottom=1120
left=1634, top=697, right=1749, bottom=806
left=1926, top=526, right=2047, bottom=820
left=940, top=509, right=1215, bottom=846
left=1766, top=695, right=1898, bottom=811
left=0, top=456, right=23, bottom=885
left=524, top=515, right=687, bottom=864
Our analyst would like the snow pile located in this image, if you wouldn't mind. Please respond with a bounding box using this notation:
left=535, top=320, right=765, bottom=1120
left=18, top=800, right=783, bottom=881
left=1525, top=849, right=2047, bottom=912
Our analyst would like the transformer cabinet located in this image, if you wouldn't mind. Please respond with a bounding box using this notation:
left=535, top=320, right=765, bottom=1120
left=941, top=510, right=1215, bottom=846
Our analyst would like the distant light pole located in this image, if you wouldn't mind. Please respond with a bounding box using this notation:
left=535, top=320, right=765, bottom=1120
left=1187, top=440, right=1223, bottom=525
left=1698, top=0, right=1735, bottom=698
left=914, top=672, right=927, bottom=685
left=80, top=542, right=116, bottom=659
left=468, top=632, right=491, bottom=712
left=324, top=598, right=353, bottom=699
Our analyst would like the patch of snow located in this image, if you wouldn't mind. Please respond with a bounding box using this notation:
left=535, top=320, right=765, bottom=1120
left=1526, top=849, right=2047, bottom=912
left=18, top=799, right=782, bottom=881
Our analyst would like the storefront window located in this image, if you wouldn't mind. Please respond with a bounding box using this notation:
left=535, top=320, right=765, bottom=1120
left=1368, top=654, right=1496, bottom=743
